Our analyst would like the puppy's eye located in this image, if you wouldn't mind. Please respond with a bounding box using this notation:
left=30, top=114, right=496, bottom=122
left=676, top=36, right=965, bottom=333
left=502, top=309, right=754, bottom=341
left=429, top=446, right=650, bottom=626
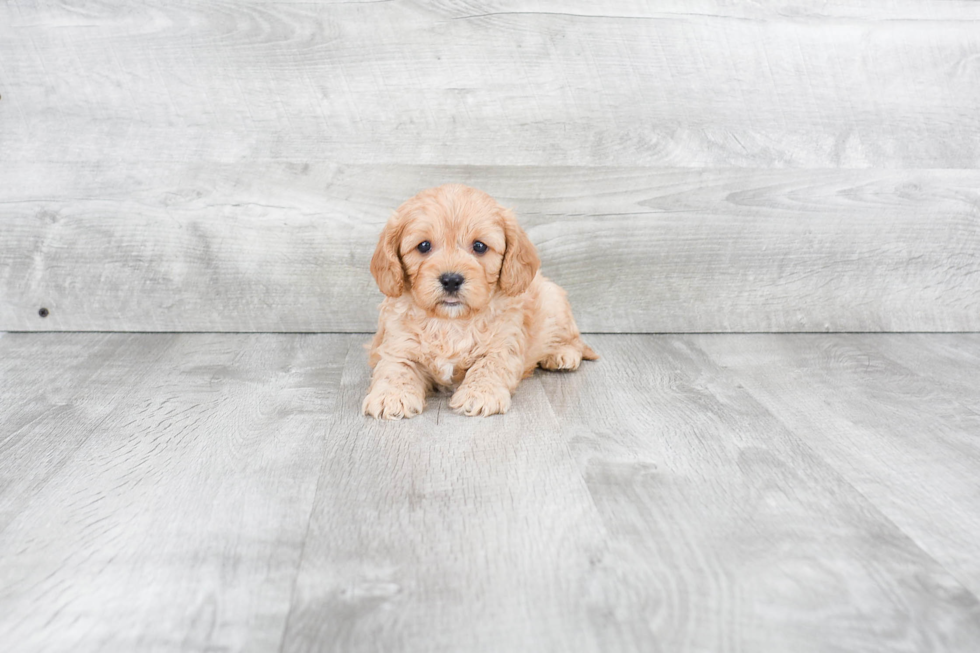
left=417, top=241, right=431, bottom=254
left=472, top=241, right=488, bottom=254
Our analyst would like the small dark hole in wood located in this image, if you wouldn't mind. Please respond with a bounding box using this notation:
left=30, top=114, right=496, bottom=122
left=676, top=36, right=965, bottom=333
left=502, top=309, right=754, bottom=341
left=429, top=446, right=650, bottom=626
left=38, top=307, right=49, bottom=318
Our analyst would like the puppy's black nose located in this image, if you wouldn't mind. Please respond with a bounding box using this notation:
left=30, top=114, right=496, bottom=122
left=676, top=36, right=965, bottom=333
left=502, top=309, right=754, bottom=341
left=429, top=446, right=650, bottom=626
left=439, top=272, right=465, bottom=293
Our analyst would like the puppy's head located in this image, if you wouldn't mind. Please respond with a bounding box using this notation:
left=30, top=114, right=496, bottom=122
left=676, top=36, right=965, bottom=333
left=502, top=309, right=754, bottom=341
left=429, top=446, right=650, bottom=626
left=371, top=184, right=539, bottom=318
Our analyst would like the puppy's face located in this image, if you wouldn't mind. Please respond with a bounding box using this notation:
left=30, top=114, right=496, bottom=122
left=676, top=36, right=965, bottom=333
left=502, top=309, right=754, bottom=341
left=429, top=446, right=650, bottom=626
left=371, top=184, right=540, bottom=318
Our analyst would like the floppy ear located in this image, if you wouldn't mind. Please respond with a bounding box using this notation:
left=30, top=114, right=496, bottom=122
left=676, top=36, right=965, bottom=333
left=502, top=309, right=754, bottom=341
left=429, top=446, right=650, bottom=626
left=370, top=213, right=406, bottom=297
left=498, top=208, right=540, bottom=296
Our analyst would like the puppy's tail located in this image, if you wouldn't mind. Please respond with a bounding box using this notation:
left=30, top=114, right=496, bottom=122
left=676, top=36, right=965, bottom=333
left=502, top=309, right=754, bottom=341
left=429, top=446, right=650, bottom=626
left=581, top=343, right=600, bottom=361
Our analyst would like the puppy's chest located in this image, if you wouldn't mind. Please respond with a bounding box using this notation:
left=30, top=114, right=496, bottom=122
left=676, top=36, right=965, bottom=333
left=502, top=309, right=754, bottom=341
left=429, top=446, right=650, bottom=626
left=415, top=328, right=484, bottom=388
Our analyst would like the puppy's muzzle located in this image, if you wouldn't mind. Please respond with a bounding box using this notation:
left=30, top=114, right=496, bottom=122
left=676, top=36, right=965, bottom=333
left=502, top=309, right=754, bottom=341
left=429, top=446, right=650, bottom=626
left=439, top=272, right=465, bottom=294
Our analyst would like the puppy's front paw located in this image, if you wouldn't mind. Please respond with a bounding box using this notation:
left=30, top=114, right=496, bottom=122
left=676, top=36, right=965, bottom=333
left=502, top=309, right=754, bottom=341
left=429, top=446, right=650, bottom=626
left=363, top=388, right=425, bottom=420
left=449, top=383, right=512, bottom=417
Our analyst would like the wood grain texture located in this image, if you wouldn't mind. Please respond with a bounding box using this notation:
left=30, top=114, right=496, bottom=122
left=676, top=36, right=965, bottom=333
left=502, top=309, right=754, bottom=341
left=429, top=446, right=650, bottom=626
left=3, top=333, right=980, bottom=651
left=2, top=0, right=979, bottom=333
left=695, top=333, right=980, bottom=597
left=2, top=0, right=979, bottom=167
left=281, top=340, right=612, bottom=652
left=0, top=333, right=178, bottom=533
left=0, top=333, right=350, bottom=652
left=538, top=334, right=980, bottom=652
left=2, top=163, right=978, bottom=332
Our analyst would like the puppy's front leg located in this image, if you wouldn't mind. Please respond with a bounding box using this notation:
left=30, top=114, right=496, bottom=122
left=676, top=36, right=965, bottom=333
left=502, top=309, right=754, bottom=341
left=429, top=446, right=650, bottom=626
left=450, top=354, right=522, bottom=417
left=363, top=359, right=428, bottom=420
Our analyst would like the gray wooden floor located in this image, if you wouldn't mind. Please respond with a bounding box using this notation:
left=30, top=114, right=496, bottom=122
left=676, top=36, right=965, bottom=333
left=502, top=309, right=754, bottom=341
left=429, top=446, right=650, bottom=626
left=1, top=332, right=979, bottom=652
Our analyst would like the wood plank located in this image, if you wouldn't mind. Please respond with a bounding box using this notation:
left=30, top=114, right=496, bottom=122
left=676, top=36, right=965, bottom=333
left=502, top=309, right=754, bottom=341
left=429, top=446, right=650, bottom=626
left=281, top=337, right=614, bottom=653
left=1, top=1, right=979, bottom=168
left=0, top=333, right=180, bottom=533
left=695, top=333, right=980, bottom=597
left=3, top=333, right=980, bottom=650
left=3, top=163, right=978, bottom=332
left=0, top=333, right=350, bottom=652
left=538, top=334, right=980, bottom=651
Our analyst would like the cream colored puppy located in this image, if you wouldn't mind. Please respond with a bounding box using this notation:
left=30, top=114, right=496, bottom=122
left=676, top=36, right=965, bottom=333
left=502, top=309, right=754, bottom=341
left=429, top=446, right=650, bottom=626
left=363, top=184, right=597, bottom=419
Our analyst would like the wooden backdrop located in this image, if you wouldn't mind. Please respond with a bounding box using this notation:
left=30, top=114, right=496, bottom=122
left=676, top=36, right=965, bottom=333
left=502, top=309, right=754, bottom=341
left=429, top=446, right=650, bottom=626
left=2, top=0, right=978, bottom=332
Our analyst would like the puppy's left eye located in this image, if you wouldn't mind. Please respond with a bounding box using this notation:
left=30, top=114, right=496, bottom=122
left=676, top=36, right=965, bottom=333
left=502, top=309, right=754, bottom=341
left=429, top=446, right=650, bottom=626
left=472, top=241, right=488, bottom=254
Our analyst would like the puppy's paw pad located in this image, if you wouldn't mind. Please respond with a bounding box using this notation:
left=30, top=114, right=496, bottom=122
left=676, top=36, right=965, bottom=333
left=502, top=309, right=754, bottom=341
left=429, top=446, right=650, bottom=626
left=449, top=384, right=511, bottom=417
left=540, top=346, right=583, bottom=371
left=363, top=389, right=425, bottom=420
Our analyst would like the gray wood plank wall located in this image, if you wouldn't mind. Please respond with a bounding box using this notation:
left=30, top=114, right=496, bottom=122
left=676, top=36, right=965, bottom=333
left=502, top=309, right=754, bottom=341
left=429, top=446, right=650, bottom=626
left=2, top=1, right=979, bottom=332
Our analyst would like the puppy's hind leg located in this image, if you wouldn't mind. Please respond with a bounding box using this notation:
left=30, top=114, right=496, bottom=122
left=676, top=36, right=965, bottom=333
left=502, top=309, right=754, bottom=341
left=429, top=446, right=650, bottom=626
left=539, top=337, right=598, bottom=371
left=533, top=279, right=598, bottom=372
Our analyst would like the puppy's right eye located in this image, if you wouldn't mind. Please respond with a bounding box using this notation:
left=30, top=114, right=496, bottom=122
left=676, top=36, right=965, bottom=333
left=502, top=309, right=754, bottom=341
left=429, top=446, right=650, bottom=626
left=417, top=241, right=431, bottom=254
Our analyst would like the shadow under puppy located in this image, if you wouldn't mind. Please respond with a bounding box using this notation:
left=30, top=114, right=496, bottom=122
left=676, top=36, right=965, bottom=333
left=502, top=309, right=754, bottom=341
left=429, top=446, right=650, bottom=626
left=364, top=184, right=597, bottom=419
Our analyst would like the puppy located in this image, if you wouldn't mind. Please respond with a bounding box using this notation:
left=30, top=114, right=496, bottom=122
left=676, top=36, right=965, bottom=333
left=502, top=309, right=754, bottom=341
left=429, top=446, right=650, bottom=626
left=363, top=184, right=597, bottom=419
